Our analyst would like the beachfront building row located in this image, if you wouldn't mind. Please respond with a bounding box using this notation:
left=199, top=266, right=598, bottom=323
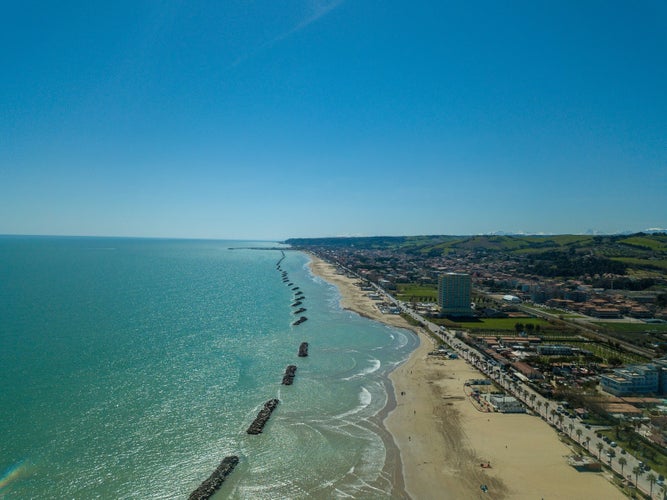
left=438, top=272, right=472, bottom=316
left=600, top=359, right=667, bottom=396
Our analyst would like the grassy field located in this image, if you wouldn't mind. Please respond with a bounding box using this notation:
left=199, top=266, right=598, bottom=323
left=395, top=283, right=438, bottom=302
left=619, top=235, right=667, bottom=252
left=611, top=256, right=667, bottom=271
left=457, top=317, right=551, bottom=331
left=592, top=322, right=667, bottom=334
left=583, top=343, right=647, bottom=364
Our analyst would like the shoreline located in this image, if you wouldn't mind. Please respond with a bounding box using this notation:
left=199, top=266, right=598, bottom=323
left=307, top=254, right=625, bottom=499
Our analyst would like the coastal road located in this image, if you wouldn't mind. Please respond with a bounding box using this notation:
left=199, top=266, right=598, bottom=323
left=327, top=260, right=655, bottom=497
left=393, top=302, right=655, bottom=497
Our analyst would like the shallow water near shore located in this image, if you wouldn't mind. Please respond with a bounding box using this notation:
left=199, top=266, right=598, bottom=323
left=0, top=237, right=416, bottom=498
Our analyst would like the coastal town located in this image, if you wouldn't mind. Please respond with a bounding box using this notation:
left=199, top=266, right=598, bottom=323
left=293, top=233, right=667, bottom=499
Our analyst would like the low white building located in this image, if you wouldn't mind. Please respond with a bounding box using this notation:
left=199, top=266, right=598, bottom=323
left=487, top=394, right=525, bottom=413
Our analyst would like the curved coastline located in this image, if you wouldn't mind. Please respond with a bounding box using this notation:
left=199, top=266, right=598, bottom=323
left=307, top=253, right=626, bottom=500
left=307, top=254, right=416, bottom=498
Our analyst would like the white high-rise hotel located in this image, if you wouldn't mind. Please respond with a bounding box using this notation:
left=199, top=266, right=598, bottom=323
left=438, top=273, right=472, bottom=316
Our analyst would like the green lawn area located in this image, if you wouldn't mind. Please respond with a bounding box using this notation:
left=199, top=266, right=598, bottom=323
left=458, top=317, right=551, bottom=331
left=396, top=283, right=438, bottom=301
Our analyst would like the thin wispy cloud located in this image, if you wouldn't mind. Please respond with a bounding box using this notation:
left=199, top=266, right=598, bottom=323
left=230, top=0, right=345, bottom=68
left=272, top=0, right=345, bottom=44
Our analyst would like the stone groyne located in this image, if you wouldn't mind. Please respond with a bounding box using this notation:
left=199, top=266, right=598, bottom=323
left=292, top=316, right=307, bottom=326
left=298, top=342, right=309, bottom=357
left=247, top=399, right=280, bottom=435
left=188, top=455, right=239, bottom=500
left=281, top=365, right=297, bottom=385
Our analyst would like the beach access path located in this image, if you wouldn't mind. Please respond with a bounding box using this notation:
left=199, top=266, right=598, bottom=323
left=308, top=254, right=625, bottom=500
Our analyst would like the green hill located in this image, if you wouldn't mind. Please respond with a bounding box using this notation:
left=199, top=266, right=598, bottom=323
left=285, top=233, right=667, bottom=278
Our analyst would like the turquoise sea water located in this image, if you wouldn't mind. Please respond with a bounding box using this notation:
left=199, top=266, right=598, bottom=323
left=0, top=237, right=417, bottom=498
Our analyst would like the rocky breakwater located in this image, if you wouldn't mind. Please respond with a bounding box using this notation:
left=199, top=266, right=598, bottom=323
left=292, top=316, right=307, bottom=326
left=298, top=342, right=309, bottom=357
left=188, top=456, right=239, bottom=500
left=247, top=399, right=280, bottom=435
left=281, top=364, right=297, bottom=385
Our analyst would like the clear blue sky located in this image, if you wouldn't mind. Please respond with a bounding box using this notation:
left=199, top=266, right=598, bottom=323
left=2, top=1, right=665, bottom=239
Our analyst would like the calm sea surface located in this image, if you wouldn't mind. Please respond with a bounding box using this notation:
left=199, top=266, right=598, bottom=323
left=0, top=237, right=417, bottom=499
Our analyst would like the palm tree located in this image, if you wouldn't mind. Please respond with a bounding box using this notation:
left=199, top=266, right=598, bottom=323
left=647, top=473, right=657, bottom=498
left=606, top=448, right=615, bottom=465
left=596, top=442, right=604, bottom=459
left=575, top=428, right=583, bottom=443
left=550, top=409, right=557, bottom=423
left=633, top=466, right=644, bottom=488
left=536, top=400, right=543, bottom=416
left=618, top=456, right=627, bottom=476
left=568, top=423, right=574, bottom=437
left=584, top=436, right=591, bottom=450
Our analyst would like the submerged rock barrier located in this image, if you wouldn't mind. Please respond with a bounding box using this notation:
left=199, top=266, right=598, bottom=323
left=298, top=342, right=309, bottom=357
left=292, top=316, right=307, bottom=326
left=247, top=399, right=280, bottom=435
left=188, top=455, right=239, bottom=500
left=293, top=307, right=306, bottom=315
left=281, top=365, right=297, bottom=385
left=291, top=300, right=303, bottom=307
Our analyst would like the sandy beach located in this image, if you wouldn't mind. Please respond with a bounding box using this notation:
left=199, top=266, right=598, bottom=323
left=309, top=255, right=625, bottom=500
